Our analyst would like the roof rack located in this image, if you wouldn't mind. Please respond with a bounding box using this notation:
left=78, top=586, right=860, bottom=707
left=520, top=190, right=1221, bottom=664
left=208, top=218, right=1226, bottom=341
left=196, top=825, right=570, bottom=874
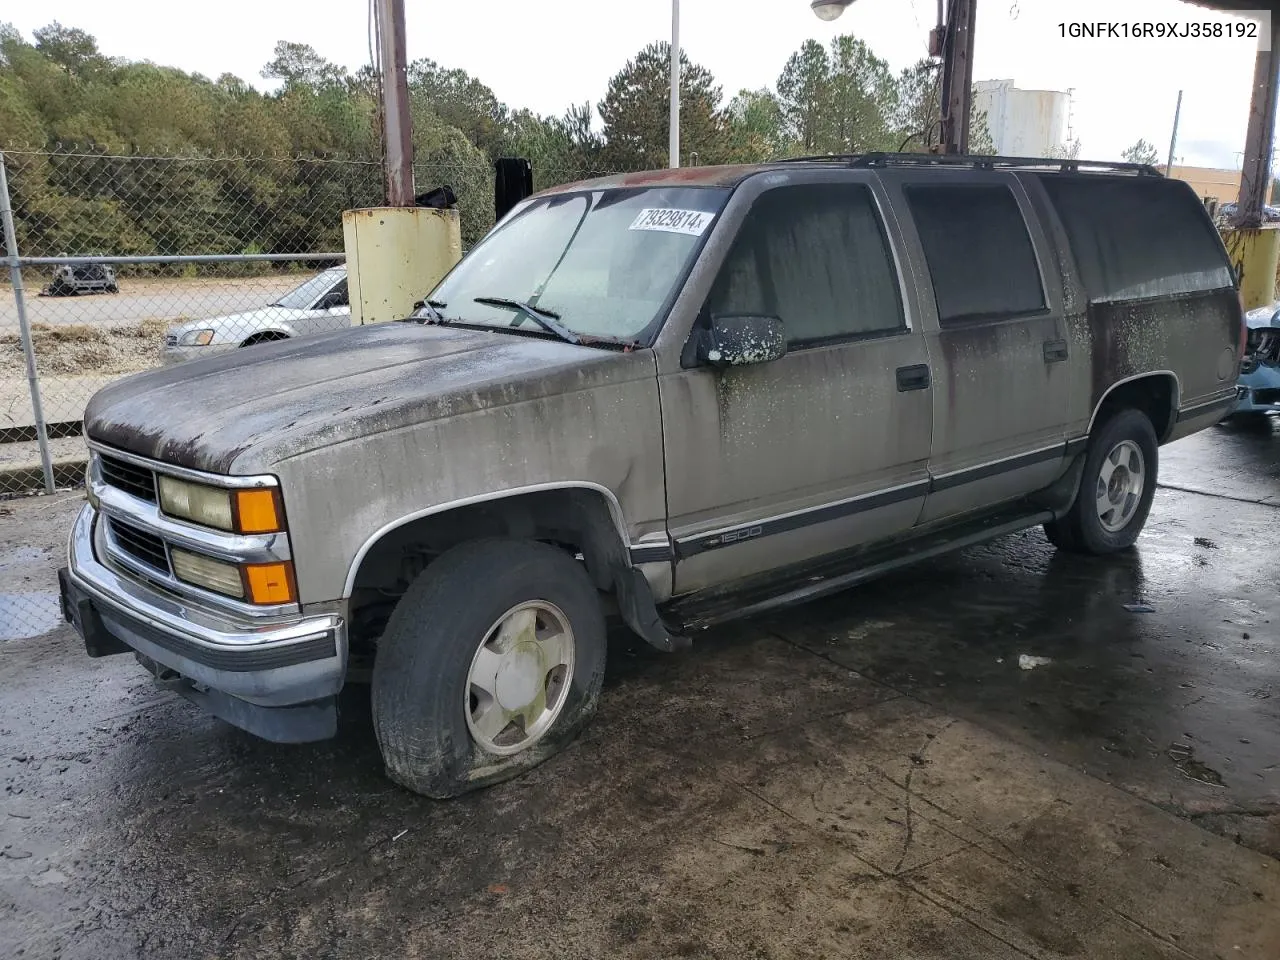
left=772, top=152, right=1163, bottom=177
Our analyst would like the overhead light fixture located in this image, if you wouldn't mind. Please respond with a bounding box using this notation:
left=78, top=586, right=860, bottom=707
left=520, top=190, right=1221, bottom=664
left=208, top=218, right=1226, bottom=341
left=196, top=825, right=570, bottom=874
left=811, top=0, right=856, bottom=22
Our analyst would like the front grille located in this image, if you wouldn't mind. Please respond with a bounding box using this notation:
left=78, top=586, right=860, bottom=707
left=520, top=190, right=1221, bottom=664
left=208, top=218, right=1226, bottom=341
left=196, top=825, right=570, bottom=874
left=99, top=454, right=156, bottom=502
left=165, top=334, right=178, bottom=347
left=108, top=517, right=170, bottom=575
left=1253, top=388, right=1280, bottom=406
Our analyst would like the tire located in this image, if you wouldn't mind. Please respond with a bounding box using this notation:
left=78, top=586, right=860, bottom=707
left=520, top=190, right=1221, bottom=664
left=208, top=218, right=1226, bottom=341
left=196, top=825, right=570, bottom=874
left=372, top=538, right=607, bottom=798
left=1044, top=408, right=1158, bottom=555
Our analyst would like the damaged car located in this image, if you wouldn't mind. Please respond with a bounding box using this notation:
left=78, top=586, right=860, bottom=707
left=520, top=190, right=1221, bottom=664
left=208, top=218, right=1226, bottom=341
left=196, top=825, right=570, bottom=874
left=61, top=154, right=1245, bottom=799
left=1228, top=303, right=1280, bottom=420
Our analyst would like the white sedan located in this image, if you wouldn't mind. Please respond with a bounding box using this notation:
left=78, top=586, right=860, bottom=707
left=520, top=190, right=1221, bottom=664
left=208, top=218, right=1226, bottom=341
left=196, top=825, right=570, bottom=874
left=162, top=267, right=351, bottom=364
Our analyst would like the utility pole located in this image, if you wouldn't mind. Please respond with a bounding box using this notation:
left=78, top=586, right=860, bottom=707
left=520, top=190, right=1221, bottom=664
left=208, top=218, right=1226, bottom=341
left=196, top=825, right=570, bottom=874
left=376, top=0, right=415, bottom=205
left=1165, top=90, right=1183, bottom=175
left=669, top=0, right=681, bottom=168
left=936, top=0, right=977, bottom=154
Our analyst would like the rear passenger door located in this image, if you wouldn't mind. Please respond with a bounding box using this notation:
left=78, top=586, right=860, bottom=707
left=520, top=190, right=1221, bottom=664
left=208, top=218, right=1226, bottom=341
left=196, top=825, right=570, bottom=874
left=886, top=172, right=1074, bottom=524
left=661, top=176, right=934, bottom=595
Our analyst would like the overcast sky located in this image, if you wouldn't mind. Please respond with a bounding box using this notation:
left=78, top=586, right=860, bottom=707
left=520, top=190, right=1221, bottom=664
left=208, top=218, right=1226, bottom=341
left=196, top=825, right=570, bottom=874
left=6, top=0, right=1272, bottom=169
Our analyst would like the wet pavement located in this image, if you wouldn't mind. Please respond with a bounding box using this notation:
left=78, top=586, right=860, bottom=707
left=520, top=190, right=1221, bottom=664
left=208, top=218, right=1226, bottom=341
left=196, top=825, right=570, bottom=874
left=1, top=422, right=1277, bottom=959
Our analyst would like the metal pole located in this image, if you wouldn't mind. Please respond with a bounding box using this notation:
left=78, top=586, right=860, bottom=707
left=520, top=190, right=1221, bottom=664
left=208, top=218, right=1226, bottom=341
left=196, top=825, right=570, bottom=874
left=1165, top=90, right=1183, bottom=176
left=670, top=0, right=681, bottom=169
left=1236, top=17, right=1280, bottom=228
left=937, top=0, right=977, bottom=154
left=376, top=0, right=415, bottom=206
left=0, top=154, right=55, bottom=495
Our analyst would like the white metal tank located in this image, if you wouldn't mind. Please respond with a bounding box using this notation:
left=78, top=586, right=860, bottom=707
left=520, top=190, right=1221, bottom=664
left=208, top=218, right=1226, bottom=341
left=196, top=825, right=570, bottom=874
left=973, top=80, right=1071, bottom=157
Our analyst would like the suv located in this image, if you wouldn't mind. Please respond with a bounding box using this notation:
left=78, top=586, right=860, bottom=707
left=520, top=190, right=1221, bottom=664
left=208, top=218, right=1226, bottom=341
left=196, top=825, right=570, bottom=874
left=59, top=154, right=1244, bottom=799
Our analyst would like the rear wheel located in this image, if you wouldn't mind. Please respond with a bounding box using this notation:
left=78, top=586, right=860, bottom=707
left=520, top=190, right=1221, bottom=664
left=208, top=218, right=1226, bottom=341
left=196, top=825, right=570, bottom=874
left=372, top=539, right=607, bottom=798
left=1044, top=408, right=1158, bottom=555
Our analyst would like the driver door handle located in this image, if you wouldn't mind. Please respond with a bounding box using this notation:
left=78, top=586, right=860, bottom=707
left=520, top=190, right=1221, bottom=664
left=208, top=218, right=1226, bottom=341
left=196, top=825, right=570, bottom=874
left=896, top=364, right=931, bottom=392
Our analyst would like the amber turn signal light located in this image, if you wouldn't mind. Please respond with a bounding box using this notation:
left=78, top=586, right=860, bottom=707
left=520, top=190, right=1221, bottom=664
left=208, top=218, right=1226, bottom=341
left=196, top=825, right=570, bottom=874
left=235, top=489, right=284, bottom=534
left=244, top=561, right=297, bottom=605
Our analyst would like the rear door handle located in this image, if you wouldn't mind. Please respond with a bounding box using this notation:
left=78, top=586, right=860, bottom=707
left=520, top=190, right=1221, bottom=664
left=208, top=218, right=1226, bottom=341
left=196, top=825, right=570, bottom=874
left=896, top=364, right=931, bottom=392
left=1043, top=339, right=1069, bottom=363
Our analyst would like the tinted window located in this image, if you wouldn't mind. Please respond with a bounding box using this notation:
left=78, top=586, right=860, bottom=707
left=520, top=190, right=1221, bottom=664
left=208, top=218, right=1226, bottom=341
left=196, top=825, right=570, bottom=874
left=706, top=183, right=905, bottom=346
left=906, top=183, right=1046, bottom=325
left=1037, top=175, right=1235, bottom=301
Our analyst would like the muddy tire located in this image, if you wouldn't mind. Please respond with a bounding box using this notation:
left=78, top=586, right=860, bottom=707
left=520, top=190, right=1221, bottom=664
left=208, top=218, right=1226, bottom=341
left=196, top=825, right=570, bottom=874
left=1044, top=408, right=1158, bottom=555
left=371, top=538, right=606, bottom=799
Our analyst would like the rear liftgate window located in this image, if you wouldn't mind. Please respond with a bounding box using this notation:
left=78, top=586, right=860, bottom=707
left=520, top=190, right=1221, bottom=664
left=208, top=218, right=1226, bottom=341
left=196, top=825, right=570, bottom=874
left=706, top=182, right=906, bottom=347
left=905, top=183, right=1046, bottom=325
left=1037, top=176, right=1235, bottom=301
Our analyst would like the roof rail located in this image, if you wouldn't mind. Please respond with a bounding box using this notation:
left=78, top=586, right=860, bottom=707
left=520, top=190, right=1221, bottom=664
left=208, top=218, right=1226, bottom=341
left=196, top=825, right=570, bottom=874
left=772, top=152, right=1163, bottom=177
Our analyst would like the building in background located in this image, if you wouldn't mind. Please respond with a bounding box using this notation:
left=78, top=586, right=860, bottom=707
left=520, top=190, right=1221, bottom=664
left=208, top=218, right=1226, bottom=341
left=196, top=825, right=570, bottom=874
left=973, top=79, right=1070, bottom=157
left=1164, top=165, right=1242, bottom=204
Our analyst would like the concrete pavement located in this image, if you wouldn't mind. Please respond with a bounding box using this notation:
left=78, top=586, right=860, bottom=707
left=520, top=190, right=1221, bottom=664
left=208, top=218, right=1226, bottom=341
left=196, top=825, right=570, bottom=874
left=0, top=424, right=1276, bottom=959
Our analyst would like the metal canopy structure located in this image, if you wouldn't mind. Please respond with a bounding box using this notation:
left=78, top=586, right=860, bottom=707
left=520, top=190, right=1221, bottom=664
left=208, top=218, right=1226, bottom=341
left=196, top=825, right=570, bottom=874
left=1184, top=1, right=1280, bottom=225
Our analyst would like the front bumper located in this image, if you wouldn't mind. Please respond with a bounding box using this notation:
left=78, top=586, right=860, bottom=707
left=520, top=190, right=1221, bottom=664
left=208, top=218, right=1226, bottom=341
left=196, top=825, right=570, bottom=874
left=60, top=503, right=346, bottom=742
left=161, top=342, right=237, bottom=365
left=1229, top=364, right=1280, bottom=415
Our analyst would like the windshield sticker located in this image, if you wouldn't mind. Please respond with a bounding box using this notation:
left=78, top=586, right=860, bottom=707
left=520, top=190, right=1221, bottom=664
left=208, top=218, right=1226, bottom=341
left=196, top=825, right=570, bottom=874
left=629, top=208, right=714, bottom=236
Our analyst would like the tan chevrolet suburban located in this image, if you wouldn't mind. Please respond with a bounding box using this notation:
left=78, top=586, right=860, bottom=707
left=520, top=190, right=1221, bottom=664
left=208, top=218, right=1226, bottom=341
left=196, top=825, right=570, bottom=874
left=60, top=154, right=1245, bottom=798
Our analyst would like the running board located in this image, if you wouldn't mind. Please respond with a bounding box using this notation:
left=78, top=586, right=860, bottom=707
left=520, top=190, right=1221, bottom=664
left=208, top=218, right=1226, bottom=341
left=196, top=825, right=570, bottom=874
left=667, top=508, right=1055, bottom=633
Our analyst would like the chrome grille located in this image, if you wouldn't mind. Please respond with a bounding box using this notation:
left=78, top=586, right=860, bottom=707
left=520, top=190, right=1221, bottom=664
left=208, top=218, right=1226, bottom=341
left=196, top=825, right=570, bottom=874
left=107, top=517, right=170, bottom=575
left=165, top=334, right=179, bottom=347
left=99, top=454, right=156, bottom=503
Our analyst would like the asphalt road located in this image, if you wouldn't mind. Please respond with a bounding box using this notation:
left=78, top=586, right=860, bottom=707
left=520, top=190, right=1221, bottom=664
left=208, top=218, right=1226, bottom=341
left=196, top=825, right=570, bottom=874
left=0, top=277, right=303, bottom=331
left=1, top=422, right=1278, bottom=959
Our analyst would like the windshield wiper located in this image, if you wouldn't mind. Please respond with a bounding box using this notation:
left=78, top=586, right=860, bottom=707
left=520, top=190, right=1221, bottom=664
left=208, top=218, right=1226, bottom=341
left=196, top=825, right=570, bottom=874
left=407, top=298, right=448, bottom=323
left=473, top=296, right=581, bottom=345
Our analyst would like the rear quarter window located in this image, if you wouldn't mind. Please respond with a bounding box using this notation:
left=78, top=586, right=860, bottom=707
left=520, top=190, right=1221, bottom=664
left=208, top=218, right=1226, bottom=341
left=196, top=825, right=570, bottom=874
left=1036, top=176, right=1235, bottom=302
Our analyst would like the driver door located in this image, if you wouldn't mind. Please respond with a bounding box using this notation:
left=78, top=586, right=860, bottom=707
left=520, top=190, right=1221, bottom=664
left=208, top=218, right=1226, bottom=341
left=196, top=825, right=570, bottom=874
left=659, top=177, right=934, bottom=595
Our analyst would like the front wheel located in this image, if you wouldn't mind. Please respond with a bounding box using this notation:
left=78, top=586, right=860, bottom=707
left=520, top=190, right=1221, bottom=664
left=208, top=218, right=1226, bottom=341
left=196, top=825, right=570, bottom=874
left=1044, top=408, right=1158, bottom=555
left=372, top=538, right=606, bottom=798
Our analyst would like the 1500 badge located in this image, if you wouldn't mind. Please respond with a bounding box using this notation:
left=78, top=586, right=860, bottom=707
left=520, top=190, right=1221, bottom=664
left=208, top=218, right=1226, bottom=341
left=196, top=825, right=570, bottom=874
left=705, top=525, right=764, bottom=547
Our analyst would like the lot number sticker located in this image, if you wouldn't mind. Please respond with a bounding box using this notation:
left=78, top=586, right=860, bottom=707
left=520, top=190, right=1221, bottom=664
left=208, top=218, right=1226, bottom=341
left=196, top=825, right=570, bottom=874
left=629, top=208, right=714, bottom=236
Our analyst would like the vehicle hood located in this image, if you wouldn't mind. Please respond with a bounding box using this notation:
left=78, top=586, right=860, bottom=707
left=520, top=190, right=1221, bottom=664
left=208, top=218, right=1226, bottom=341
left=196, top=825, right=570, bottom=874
left=169, top=307, right=311, bottom=338
left=85, top=322, right=653, bottom=474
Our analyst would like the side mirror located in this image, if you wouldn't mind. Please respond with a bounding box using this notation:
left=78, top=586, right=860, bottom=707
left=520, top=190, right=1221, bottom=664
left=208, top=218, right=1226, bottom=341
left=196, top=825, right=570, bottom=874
left=696, top=315, right=787, bottom=367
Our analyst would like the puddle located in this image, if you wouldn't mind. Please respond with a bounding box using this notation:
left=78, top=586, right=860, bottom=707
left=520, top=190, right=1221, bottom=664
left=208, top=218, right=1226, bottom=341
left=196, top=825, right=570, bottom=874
left=0, top=592, right=63, bottom=640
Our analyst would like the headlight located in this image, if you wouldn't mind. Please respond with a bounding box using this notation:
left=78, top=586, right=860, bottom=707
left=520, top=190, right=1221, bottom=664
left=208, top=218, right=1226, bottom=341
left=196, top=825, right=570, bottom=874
left=158, top=476, right=234, bottom=530
left=171, top=548, right=245, bottom=598
left=157, top=476, right=285, bottom=534
left=178, top=329, right=215, bottom=346
left=170, top=548, right=296, bottom=605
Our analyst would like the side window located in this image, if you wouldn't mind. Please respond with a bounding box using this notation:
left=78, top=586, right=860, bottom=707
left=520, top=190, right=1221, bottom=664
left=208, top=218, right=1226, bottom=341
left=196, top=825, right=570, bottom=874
left=1037, top=176, right=1235, bottom=301
left=905, top=183, right=1046, bottom=325
left=328, top=279, right=349, bottom=307
left=706, top=183, right=905, bottom=347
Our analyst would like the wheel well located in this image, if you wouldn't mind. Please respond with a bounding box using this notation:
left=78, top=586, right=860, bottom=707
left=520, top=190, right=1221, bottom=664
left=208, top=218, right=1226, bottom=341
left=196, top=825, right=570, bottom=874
left=241, top=330, right=290, bottom=346
left=345, top=490, right=630, bottom=663
left=1092, top=375, right=1177, bottom=443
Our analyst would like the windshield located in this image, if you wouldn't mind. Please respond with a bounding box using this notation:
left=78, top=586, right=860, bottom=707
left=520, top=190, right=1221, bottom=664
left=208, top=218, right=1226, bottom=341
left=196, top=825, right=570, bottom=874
left=273, top=270, right=345, bottom=310
left=429, top=186, right=729, bottom=342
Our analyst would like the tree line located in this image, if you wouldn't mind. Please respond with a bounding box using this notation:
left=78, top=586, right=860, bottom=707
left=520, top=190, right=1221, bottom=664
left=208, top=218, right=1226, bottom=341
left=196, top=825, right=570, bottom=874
left=0, top=22, right=995, bottom=256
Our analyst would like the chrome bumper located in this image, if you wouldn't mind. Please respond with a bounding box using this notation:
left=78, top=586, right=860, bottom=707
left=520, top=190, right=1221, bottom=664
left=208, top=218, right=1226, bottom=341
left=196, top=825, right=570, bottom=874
left=63, top=504, right=346, bottom=740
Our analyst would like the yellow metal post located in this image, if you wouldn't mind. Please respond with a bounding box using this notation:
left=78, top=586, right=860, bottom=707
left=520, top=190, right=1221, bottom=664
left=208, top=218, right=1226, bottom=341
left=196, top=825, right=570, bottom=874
left=341, top=207, right=462, bottom=325
left=1221, top=225, right=1280, bottom=311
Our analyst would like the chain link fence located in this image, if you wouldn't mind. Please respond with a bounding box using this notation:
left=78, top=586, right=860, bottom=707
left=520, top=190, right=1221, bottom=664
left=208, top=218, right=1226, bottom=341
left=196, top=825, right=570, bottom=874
left=0, top=148, right=619, bottom=497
